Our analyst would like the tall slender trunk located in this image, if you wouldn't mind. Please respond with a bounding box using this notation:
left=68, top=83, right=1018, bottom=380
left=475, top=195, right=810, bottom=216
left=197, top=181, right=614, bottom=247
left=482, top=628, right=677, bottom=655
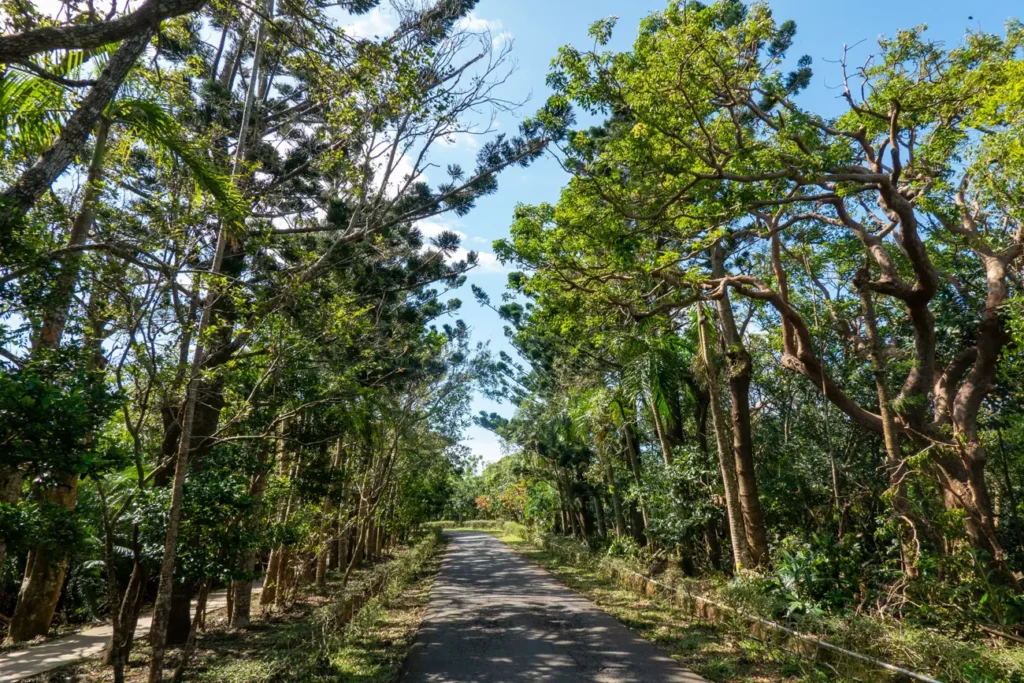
left=619, top=416, right=648, bottom=540
left=4, top=120, right=111, bottom=643
left=315, top=443, right=342, bottom=587
left=97, top=486, right=125, bottom=683
left=698, top=304, right=751, bottom=572
left=649, top=397, right=674, bottom=466
left=149, top=8, right=269, bottom=676
left=712, top=243, right=768, bottom=566
left=593, top=490, right=608, bottom=538
left=260, top=419, right=293, bottom=607
left=600, top=451, right=627, bottom=536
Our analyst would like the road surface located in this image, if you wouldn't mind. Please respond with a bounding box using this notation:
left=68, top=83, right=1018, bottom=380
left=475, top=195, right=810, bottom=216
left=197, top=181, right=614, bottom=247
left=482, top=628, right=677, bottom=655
left=402, top=532, right=706, bottom=682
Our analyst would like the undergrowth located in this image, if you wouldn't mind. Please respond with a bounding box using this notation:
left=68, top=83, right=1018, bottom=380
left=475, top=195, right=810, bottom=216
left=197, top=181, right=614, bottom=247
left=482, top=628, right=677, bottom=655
left=29, top=530, right=445, bottom=683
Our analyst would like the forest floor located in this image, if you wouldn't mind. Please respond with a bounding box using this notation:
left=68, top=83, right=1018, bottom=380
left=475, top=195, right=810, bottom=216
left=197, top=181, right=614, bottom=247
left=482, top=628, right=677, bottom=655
left=22, top=544, right=442, bottom=683
left=484, top=527, right=835, bottom=683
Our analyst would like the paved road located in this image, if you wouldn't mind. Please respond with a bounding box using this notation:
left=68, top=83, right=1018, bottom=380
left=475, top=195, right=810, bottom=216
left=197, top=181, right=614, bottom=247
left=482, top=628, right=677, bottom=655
left=0, top=583, right=259, bottom=682
left=402, top=532, right=706, bottom=683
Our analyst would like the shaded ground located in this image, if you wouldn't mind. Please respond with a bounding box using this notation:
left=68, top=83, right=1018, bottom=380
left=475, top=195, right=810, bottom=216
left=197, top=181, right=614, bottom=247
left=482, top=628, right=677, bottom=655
left=402, top=532, right=706, bottom=683
left=0, top=584, right=252, bottom=683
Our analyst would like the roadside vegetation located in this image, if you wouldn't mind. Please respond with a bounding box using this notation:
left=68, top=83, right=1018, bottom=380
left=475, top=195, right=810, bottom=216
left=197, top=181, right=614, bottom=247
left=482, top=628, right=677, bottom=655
left=0, top=0, right=559, bottom=680
left=30, top=531, right=444, bottom=682
left=2, top=0, right=1024, bottom=680
left=447, top=6, right=1024, bottom=680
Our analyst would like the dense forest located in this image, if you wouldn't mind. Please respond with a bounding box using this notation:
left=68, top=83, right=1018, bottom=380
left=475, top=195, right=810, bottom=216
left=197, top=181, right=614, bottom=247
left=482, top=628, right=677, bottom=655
left=0, top=0, right=563, bottom=680
left=460, top=0, right=1024, bottom=654
left=0, top=0, right=1023, bottom=680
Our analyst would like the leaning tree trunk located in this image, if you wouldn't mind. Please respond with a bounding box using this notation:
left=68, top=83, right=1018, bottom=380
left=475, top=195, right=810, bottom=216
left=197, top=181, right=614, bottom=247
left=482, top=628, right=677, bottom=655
left=0, top=31, right=151, bottom=240
left=618, top=415, right=648, bottom=541
left=148, top=7, right=268, bottom=670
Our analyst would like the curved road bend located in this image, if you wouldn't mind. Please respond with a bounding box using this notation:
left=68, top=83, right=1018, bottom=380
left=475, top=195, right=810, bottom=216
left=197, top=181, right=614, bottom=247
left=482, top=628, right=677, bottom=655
left=403, top=531, right=706, bottom=683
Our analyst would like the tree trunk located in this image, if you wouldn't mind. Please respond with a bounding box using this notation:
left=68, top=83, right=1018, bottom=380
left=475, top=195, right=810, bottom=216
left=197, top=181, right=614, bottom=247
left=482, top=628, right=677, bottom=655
left=698, top=304, right=751, bottom=572
left=5, top=475, right=78, bottom=643
left=274, top=548, right=292, bottom=607
left=593, top=490, right=608, bottom=538
left=172, top=582, right=209, bottom=683
left=705, top=517, right=724, bottom=572
left=230, top=441, right=271, bottom=627
left=857, top=274, right=927, bottom=578
left=167, top=583, right=192, bottom=646
left=5, top=119, right=112, bottom=643
left=601, top=453, right=627, bottom=537
left=260, top=548, right=282, bottom=607
left=106, top=559, right=147, bottom=665
left=649, top=397, right=674, bottom=466
left=712, top=243, right=769, bottom=566
left=260, top=418, right=294, bottom=607
left=148, top=3, right=269, bottom=672
left=619, top=415, right=649, bottom=536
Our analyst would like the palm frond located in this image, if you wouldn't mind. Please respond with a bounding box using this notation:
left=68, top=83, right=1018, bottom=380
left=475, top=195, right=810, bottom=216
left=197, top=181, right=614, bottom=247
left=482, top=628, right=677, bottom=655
left=111, top=99, right=245, bottom=223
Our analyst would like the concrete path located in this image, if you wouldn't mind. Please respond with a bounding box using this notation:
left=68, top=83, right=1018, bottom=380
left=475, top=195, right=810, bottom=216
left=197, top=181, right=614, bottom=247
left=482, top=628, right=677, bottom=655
left=0, top=583, right=259, bottom=682
left=402, top=532, right=706, bottom=683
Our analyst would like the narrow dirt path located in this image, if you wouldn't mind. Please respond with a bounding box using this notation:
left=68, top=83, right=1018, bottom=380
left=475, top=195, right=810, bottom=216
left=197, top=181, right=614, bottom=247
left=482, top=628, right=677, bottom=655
left=402, top=532, right=706, bottom=682
left=0, top=583, right=260, bottom=682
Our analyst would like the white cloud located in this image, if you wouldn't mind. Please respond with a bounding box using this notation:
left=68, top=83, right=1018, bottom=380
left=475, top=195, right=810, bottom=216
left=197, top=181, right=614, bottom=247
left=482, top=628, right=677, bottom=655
left=469, top=235, right=490, bottom=245
left=491, top=30, right=513, bottom=48
left=416, top=219, right=466, bottom=241
left=344, top=6, right=397, bottom=39
left=456, top=12, right=501, bottom=33
left=456, top=12, right=511, bottom=46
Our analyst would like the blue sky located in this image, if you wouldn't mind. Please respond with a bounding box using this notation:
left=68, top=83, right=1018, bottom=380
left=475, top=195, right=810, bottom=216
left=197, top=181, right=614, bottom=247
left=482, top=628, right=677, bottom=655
left=401, top=0, right=1023, bottom=464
